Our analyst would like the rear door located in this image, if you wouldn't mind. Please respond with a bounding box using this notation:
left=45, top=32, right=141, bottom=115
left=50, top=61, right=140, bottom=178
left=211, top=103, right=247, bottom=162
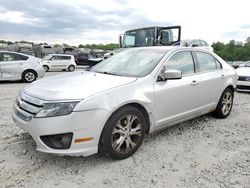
left=193, top=51, right=225, bottom=112
left=0, top=52, right=28, bottom=80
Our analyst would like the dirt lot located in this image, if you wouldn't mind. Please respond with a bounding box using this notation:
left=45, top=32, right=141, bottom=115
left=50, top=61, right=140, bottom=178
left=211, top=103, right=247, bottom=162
left=0, top=71, right=249, bottom=188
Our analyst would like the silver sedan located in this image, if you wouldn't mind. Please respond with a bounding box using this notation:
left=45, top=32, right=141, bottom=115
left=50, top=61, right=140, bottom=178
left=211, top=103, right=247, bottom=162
left=12, top=47, right=237, bottom=159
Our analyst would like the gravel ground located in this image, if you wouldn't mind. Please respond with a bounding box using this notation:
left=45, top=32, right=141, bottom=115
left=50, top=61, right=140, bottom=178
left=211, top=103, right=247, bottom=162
left=0, top=71, right=249, bottom=188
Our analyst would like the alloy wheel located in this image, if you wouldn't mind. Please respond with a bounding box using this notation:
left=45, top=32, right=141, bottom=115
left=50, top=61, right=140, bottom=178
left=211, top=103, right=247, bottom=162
left=221, top=91, right=233, bottom=115
left=25, top=72, right=35, bottom=82
left=111, top=114, right=142, bottom=154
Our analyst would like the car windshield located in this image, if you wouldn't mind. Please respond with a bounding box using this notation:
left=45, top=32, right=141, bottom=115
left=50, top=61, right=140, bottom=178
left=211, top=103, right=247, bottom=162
left=43, top=54, right=53, bottom=60
left=122, top=28, right=155, bottom=47
left=245, top=62, right=250, bottom=67
left=90, top=48, right=167, bottom=77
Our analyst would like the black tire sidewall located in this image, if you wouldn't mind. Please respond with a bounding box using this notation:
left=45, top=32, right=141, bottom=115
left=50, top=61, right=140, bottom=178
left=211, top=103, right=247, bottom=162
left=100, top=106, right=146, bottom=160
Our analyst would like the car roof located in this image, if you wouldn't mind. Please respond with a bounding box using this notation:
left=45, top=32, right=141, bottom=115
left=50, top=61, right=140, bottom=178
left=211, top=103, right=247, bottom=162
left=49, top=54, right=73, bottom=56
left=125, top=46, right=213, bottom=53
left=0, top=51, right=30, bottom=57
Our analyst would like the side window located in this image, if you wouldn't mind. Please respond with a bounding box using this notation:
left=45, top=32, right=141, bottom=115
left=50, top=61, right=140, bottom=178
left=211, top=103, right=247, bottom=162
left=215, top=59, right=222, bottom=69
left=62, top=56, right=71, bottom=60
left=195, top=52, right=217, bottom=72
left=165, top=51, right=195, bottom=75
left=1, top=53, right=15, bottom=61
left=14, top=54, right=28, bottom=61
left=200, top=40, right=208, bottom=46
left=192, top=40, right=201, bottom=47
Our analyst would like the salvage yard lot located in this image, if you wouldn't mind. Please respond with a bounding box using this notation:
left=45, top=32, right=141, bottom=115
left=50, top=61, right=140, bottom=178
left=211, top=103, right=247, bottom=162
left=0, top=70, right=250, bottom=188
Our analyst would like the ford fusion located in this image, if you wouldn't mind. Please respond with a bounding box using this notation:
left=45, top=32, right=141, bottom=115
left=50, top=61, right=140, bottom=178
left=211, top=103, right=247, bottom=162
left=12, top=47, right=237, bottom=159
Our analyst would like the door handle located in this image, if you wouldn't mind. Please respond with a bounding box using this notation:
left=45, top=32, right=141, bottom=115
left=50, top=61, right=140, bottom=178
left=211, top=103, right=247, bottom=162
left=191, top=80, right=198, bottom=86
left=221, top=74, right=225, bottom=79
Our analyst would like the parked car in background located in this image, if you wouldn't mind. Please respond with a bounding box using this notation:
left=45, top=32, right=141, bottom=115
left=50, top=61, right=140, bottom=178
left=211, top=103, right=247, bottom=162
left=0, top=51, right=45, bottom=82
left=41, top=54, right=76, bottom=72
left=174, top=39, right=213, bottom=51
left=230, top=61, right=247, bottom=69
left=236, top=62, right=250, bottom=92
left=74, top=52, right=103, bottom=66
left=12, top=47, right=236, bottom=160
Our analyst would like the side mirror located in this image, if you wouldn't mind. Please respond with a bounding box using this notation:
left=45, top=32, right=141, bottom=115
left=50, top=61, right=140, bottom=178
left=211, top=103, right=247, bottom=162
left=158, top=70, right=182, bottom=81
left=192, top=44, right=199, bottom=47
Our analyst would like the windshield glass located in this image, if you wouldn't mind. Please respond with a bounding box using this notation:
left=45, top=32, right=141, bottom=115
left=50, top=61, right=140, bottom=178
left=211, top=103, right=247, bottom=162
left=44, top=54, right=53, bottom=60
left=90, top=48, right=167, bottom=77
left=122, top=28, right=155, bottom=48
left=245, top=62, right=250, bottom=67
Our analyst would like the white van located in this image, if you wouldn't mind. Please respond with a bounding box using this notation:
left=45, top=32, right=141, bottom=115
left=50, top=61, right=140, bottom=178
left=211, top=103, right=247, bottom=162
left=42, top=54, right=76, bottom=72
left=0, top=51, right=45, bottom=82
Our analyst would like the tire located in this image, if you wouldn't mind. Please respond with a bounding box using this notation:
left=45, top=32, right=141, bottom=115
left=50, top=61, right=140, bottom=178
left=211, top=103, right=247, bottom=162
left=22, top=70, right=37, bottom=83
left=68, top=65, right=75, bottom=72
left=43, top=65, right=49, bottom=72
left=212, top=88, right=234, bottom=118
left=99, top=106, right=146, bottom=160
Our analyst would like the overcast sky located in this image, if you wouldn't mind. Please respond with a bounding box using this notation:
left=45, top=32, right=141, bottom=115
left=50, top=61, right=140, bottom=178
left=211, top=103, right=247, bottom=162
left=0, top=0, right=249, bottom=45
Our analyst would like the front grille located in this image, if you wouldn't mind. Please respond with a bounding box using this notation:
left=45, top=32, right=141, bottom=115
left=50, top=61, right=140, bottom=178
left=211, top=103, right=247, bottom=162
left=238, top=76, right=250, bottom=81
left=14, top=92, right=44, bottom=122
left=237, top=85, right=250, bottom=90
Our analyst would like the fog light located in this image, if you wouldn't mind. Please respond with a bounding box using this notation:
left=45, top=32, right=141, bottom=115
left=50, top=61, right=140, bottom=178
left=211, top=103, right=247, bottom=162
left=40, top=133, right=73, bottom=149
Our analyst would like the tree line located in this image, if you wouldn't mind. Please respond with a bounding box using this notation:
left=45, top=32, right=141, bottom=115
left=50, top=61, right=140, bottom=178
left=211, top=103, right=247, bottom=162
left=1, top=39, right=250, bottom=60
left=212, top=40, right=250, bottom=61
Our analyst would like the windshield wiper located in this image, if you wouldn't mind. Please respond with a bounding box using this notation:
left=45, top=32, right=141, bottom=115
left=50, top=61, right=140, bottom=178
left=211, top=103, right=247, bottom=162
left=93, top=71, right=120, bottom=76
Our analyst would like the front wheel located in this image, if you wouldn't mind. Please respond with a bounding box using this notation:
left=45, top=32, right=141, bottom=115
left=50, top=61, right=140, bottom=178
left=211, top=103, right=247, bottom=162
left=212, top=88, right=233, bottom=118
left=68, top=65, right=75, bottom=72
left=43, top=65, right=49, bottom=72
left=99, top=106, right=146, bottom=160
left=22, top=70, right=37, bottom=83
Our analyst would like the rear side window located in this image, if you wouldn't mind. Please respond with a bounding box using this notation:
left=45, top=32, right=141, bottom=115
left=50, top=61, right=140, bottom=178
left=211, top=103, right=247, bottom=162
left=165, top=51, right=195, bottom=75
left=61, top=56, right=71, bottom=60
left=195, top=52, right=218, bottom=72
left=51, top=56, right=69, bottom=60
left=0, top=53, right=28, bottom=61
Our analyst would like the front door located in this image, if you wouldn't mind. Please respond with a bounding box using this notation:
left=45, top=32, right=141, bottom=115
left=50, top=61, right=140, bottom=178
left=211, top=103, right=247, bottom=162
left=154, top=50, right=200, bottom=128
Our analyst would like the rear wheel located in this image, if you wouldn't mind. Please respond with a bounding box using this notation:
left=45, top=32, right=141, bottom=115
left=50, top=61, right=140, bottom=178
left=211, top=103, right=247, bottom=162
left=22, top=70, right=37, bottom=83
left=68, top=65, right=75, bottom=72
left=100, top=106, right=146, bottom=160
left=212, top=88, right=233, bottom=118
left=43, top=65, right=49, bottom=72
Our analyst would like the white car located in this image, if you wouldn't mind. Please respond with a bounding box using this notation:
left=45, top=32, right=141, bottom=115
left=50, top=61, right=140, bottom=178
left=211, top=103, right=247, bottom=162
left=12, top=47, right=236, bottom=159
left=42, top=54, right=76, bottom=72
left=236, top=62, right=250, bottom=92
left=179, top=39, right=213, bottom=51
left=0, top=51, right=45, bottom=82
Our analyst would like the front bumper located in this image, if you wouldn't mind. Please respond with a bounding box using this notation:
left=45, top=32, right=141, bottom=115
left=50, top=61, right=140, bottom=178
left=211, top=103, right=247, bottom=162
left=11, top=108, right=109, bottom=157
left=236, top=80, right=250, bottom=92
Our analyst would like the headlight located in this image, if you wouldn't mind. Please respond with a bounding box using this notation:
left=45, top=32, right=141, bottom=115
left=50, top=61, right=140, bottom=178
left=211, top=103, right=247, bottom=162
left=35, top=101, right=79, bottom=118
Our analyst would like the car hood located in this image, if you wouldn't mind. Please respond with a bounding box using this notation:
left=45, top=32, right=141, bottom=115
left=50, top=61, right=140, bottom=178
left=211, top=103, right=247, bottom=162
left=236, top=67, right=250, bottom=76
left=88, top=57, right=103, bottom=62
left=23, top=71, right=137, bottom=101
